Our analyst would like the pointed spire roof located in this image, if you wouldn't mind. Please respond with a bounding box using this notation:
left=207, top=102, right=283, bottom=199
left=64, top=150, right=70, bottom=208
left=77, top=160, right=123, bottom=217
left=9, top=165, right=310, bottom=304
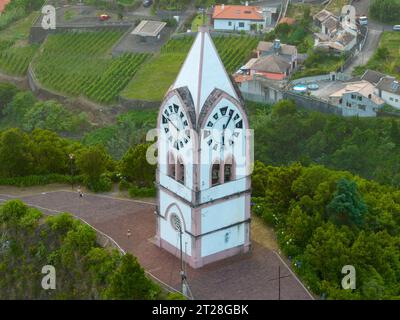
left=171, top=26, right=239, bottom=114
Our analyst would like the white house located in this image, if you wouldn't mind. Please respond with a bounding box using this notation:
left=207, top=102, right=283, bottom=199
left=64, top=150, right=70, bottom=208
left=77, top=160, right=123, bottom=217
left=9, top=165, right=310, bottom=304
left=329, top=80, right=385, bottom=117
left=156, top=26, right=251, bottom=268
left=376, top=77, right=400, bottom=109
left=313, top=8, right=358, bottom=53
left=212, top=4, right=267, bottom=31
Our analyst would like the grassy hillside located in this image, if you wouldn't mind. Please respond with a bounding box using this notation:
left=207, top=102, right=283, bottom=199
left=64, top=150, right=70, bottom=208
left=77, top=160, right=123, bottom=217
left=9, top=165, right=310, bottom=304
left=32, top=31, right=151, bottom=104
left=354, top=32, right=400, bottom=77
left=121, top=35, right=258, bottom=102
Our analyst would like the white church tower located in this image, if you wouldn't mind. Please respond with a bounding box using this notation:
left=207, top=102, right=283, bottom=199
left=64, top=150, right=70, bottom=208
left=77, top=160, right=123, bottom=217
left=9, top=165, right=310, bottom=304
left=155, top=27, right=252, bottom=268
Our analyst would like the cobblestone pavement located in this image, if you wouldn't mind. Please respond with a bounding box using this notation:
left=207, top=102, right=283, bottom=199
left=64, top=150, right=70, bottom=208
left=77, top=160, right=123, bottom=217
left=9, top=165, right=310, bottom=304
left=0, top=190, right=313, bottom=300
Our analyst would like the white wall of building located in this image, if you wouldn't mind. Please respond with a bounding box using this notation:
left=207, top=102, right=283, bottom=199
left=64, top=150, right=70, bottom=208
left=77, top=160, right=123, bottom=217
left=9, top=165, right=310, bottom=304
left=201, top=195, right=246, bottom=234
left=159, top=189, right=192, bottom=256
left=381, top=91, right=400, bottom=109
left=160, top=174, right=193, bottom=202
left=200, top=178, right=247, bottom=203
left=201, top=222, right=245, bottom=257
left=213, top=19, right=264, bottom=31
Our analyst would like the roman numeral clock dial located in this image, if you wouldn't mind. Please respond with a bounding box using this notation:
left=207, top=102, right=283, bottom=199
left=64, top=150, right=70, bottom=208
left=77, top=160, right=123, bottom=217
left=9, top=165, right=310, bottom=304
left=204, top=106, right=243, bottom=151
left=162, top=103, right=190, bottom=150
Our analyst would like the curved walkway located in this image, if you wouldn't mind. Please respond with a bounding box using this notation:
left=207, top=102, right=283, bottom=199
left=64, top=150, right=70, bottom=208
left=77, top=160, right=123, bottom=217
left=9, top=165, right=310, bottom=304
left=0, top=189, right=313, bottom=300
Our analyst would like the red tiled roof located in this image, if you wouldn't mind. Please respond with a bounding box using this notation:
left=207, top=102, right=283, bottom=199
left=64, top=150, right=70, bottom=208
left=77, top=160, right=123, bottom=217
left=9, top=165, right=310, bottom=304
left=234, top=74, right=253, bottom=83
left=0, top=0, right=10, bottom=13
left=212, top=5, right=264, bottom=21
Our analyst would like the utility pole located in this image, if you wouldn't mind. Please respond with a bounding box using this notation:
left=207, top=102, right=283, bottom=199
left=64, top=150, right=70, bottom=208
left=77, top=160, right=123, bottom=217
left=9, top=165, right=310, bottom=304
left=69, top=153, right=75, bottom=191
left=267, top=264, right=291, bottom=300
left=179, top=227, right=186, bottom=295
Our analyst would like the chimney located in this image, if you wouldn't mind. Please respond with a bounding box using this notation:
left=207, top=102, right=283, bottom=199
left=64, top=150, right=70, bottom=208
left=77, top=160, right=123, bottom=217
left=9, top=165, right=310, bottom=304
left=222, top=3, right=224, bottom=10
left=245, top=1, right=249, bottom=6
left=273, top=39, right=281, bottom=54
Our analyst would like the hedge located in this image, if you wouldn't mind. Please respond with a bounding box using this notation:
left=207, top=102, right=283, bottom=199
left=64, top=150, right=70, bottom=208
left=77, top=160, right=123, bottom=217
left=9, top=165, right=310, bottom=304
left=128, top=185, right=156, bottom=198
left=0, top=174, right=84, bottom=187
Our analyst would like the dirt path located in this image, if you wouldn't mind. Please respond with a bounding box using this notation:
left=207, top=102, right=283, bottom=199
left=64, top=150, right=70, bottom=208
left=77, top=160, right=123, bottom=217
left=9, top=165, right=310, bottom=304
left=251, top=215, right=279, bottom=251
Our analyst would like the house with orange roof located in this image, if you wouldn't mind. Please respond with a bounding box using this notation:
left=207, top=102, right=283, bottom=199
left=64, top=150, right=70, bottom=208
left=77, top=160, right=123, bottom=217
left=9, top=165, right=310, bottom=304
left=212, top=4, right=274, bottom=31
left=0, top=0, right=11, bottom=14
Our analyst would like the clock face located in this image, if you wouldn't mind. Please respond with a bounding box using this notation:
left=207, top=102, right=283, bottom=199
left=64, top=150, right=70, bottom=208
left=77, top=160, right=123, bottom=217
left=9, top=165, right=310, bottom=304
left=203, top=105, right=243, bottom=151
left=161, top=102, right=191, bottom=151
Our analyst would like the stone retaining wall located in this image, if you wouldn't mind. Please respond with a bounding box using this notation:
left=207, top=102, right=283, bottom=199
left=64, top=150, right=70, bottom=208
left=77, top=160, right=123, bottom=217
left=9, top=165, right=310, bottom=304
left=30, top=24, right=132, bottom=44
left=283, top=91, right=342, bottom=115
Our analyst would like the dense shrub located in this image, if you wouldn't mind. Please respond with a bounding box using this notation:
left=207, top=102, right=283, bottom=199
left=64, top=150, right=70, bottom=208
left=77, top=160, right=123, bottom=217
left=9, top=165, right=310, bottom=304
left=0, top=174, right=83, bottom=187
left=0, top=201, right=162, bottom=299
left=252, top=161, right=400, bottom=299
left=85, top=175, right=113, bottom=193
left=1, top=91, right=90, bottom=134
left=129, top=185, right=156, bottom=198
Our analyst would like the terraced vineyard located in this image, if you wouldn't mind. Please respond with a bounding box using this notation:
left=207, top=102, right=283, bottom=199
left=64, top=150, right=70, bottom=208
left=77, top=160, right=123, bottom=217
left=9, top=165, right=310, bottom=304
left=0, top=12, right=39, bottom=76
left=32, top=31, right=151, bottom=104
left=0, top=44, right=38, bottom=75
left=122, top=35, right=258, bottom=101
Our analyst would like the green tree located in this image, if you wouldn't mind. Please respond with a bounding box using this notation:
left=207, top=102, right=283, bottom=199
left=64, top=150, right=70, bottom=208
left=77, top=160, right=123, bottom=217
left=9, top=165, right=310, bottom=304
left=104, top=254, right=159, bottom=300
left=0, top=199, right=28, bottom=227
left=76, top=146, right=110, bottom=181
left=2, top=91, right=36, bottom=125
left=390, top=119, right=400, bottom=146
left=326, top=178, right=367, bottom=227
left=0, top=128, right=34, bottom=177
left=301, top=5, right=311, bottom=27
left=22, top=100, right=89, bottom=133
left=30, top=129, right=70, bottom=175
left=0, top=83, right=18, bottom=112
left=303, top=223, right=353, bottom=289
left=76, top=145, right=113, bottom=191
left=120, top=144, right=155, bottom=187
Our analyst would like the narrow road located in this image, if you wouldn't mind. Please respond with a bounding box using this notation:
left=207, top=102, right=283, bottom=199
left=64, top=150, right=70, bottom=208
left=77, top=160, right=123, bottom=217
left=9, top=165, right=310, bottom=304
left=352, top=0, right=394, bottom=31
left=343, top=0, right=394, bottom=74
left=344, top=28, right=382, bottom=75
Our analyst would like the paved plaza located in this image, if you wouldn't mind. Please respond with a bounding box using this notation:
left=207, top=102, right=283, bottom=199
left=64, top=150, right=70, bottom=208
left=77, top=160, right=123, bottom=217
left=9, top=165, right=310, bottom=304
left=0, top=190, right=313, bottom=300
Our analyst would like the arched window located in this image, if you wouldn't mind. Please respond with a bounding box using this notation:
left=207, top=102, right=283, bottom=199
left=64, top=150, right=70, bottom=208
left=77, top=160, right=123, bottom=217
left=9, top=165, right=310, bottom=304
left=167, top=152, right=176, bottom=178
left=211, top=163, right=221, bottom=186
left=224, top=156, right=235, bottom=183
left=177, top=157, right=185, bottom=184
left=170, top=213, right=182, bottom=233
left=224, top=163, right=233, bottom=182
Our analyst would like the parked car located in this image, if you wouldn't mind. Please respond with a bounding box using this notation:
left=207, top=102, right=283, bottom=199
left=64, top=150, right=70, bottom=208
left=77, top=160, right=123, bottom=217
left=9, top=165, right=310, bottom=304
left=393, top=25, right=400, bottom=31
left=358, top=16, right=368, bottom=25
left=99, top=14, right=110, bottom=21
left=143, top=0, right=153, bottom=7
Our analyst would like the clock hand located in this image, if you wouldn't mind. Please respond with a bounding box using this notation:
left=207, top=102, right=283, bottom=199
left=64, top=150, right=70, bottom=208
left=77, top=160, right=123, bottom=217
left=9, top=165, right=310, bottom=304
left=167, top=117, right=179, bottom=131
left=222, top=112, right=234, bottom=144
left=224, top=112, right=234, bottom=130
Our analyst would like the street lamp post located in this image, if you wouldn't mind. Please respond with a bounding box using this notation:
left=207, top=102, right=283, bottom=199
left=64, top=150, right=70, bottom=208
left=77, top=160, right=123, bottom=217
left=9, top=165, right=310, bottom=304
left=69, top=153, right=75, bottom=191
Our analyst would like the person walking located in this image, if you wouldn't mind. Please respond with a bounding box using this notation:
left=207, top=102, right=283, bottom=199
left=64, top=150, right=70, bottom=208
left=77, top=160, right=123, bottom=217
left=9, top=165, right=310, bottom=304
left=77, top=186, right=83, bottom=198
